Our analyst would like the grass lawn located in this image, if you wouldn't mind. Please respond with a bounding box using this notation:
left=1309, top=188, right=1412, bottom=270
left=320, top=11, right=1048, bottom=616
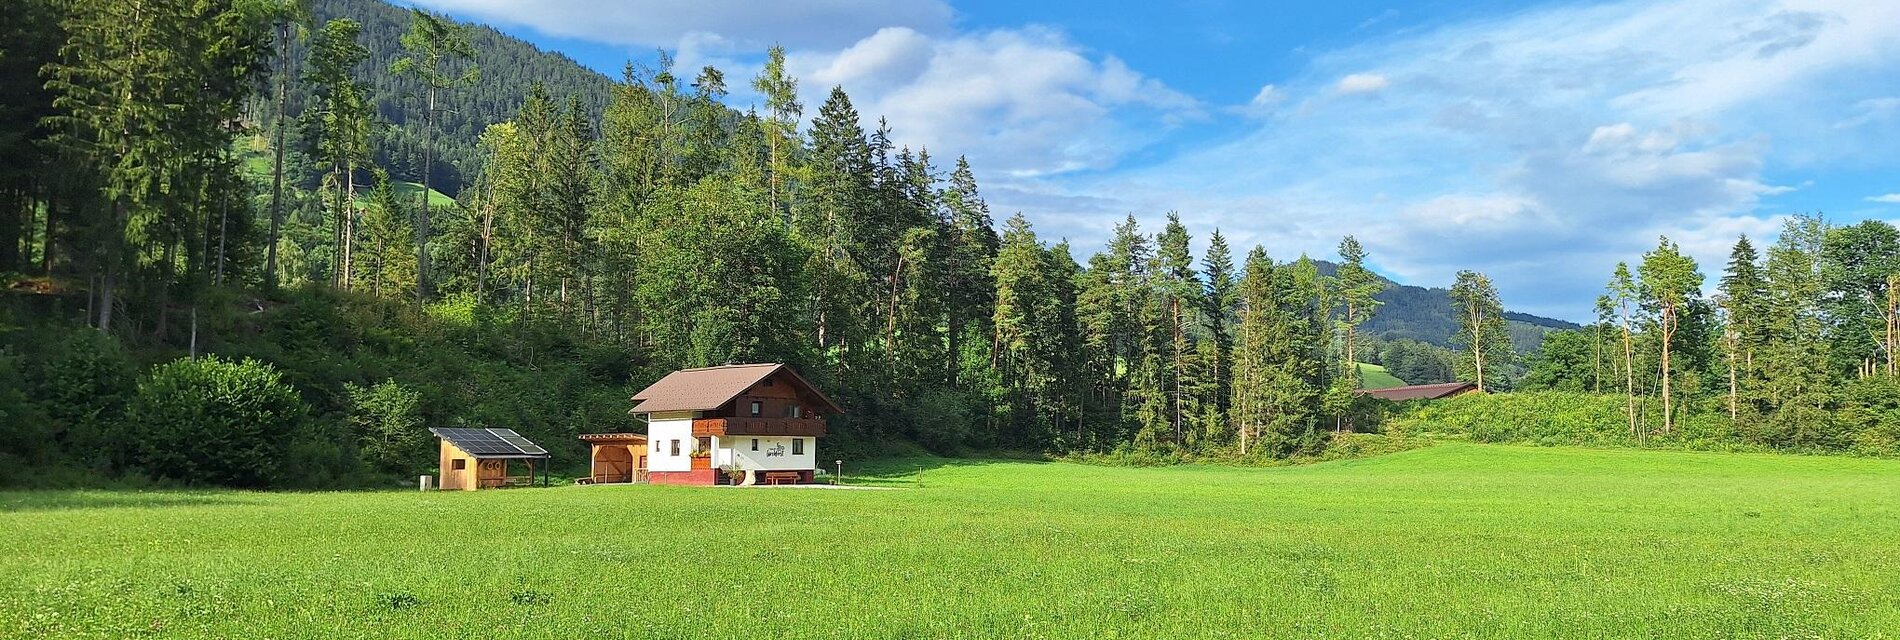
left=1356, top=361, right=1408, bottom=389
left=4, top=444, right=1898, bottom=638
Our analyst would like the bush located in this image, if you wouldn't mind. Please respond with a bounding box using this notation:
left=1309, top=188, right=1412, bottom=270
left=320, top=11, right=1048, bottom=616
left=35, top=330, right=134, bottom=468
left=346, top=379, right=427, bottom=475
left=127, top=356, right=309, bottom=487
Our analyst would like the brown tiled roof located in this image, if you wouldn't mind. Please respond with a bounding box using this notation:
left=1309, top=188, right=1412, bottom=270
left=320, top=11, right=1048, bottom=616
left=1356, top=382, right=1478, bottom=401
left=629, top=363, right=844, bottom=414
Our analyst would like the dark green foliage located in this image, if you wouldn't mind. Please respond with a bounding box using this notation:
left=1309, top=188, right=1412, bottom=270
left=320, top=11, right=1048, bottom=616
left=127, top=356, right=310, bottom=487
left=290, top=0, right=614, bottom=194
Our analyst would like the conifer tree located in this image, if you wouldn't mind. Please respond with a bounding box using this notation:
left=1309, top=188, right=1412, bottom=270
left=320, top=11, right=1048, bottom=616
left=1718, top=236, right=1766, bottom=418
left=262, top=0, right=310, bottom=289
left=304, top=17, right=372, bottom=289
left=391, top=8, right=478, bottom=302
left=1332, top=236, right=1383, bottom=388
left=750, top=45, right=801, bottom=219
left=941, top=156, right=998, bottom=387
left=1200, top=230, right=1237, bottom=442
left=1605, top=263, right=1640, bottom=436
left=1153, top=213, right=1200, bottom=442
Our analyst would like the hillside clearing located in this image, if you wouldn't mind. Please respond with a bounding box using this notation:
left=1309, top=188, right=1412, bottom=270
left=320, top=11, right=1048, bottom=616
left=1355, top=361, right=1408, bottom=389
left=4, top=444, right=1898, bottom=638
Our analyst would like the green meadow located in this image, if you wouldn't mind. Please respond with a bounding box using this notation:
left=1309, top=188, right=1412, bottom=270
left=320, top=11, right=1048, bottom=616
left=5, top=444, right=1898, bottom=638
left=1354, top=361, right=1409, bottom=389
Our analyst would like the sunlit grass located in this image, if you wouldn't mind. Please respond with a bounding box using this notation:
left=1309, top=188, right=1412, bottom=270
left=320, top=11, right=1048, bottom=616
left=4, top=444, right=1898, bottom=638
left=1356, top=361, right=1407, bottom=389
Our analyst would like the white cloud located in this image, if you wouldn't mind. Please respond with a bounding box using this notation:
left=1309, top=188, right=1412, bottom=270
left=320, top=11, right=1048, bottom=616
left=403, top=0, right=954, bottom=51
left=1229, top=84, right=1283, bottom=118
left=1008, top=0, right=1900, bottom=319
left=786, top=26, right=1200, bottom=178
left=1869, top=194, right=1900, bottom=204
left=1335, top=73, right=1389, bottom=95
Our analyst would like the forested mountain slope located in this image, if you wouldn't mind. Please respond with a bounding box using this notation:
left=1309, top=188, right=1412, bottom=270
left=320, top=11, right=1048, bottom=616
left=275, top=0, right=617, bottom=195
left=1310, top=261, right=1578, bottom=351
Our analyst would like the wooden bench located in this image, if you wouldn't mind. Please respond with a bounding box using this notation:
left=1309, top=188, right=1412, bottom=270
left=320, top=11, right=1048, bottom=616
left=762, top=471, right=802, bottom=485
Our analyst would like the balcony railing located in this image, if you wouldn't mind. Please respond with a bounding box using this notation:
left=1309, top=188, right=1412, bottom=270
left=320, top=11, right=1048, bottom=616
left=691, top=416, right=827, bottom=437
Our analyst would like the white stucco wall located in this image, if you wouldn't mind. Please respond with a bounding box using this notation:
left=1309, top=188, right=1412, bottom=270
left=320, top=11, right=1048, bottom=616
left=646, top=412, right=695, bottom=472
left=719, top=436, right=817, bottom=471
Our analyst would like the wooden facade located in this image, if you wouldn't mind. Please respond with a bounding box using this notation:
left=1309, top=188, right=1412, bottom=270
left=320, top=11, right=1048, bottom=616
left=430, top=427, right=550, bottom=491
left=436, top=440, right=544, bottom=490
left=579, top=433, right=647, bottom=484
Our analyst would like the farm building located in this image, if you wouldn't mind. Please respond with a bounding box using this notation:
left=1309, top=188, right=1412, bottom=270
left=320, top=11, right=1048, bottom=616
left=429, top=428, right=551, bottom=490
left=622, top=363, right=842, bottom=486
left=1357, top=382, right=1479, bottom=402
left=578, top=433, right=647, bottom=484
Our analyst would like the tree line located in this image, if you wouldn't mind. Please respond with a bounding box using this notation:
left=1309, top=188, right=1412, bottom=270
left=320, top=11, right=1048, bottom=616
left=0, top=0, right=1535, bottom=488
left=1517, top=215, right=1900, bottom=453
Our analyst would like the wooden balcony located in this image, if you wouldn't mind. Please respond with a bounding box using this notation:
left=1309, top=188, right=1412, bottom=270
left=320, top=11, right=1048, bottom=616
left=691, top=416, right=828, bottom=437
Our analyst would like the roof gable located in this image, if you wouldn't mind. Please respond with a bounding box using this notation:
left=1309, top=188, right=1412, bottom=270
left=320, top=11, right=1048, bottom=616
left=630, top=363, right=844, bottom=414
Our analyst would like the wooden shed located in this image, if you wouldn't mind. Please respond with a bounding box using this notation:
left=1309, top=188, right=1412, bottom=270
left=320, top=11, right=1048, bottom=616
left=430, top=428, right=551, bottom=491
left=578, top=433, right=647, bottom=484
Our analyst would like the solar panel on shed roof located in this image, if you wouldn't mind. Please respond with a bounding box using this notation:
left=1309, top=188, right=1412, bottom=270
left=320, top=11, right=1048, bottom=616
left=491, top=429, right=547, bottom=455
left=430, top=427, right=549, bottom=457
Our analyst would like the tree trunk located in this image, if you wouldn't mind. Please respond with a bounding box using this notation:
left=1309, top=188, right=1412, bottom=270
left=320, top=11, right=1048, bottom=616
left=265, top=21, right=290, bottom=289
left=41, top=191, right=56, bottom=276
left=98, top=198, right=126, bottom=332
left=1660, top=306, right=1675, bottom=435
left=216, top=183, right=228, bottom=285
left=1172, top=296, right=1184, bottom=442
left=342, top=163, right=356, bottom=290
left=1621, top=322, right=1635, bottom=437
left=417, top=86, right=435, bottom=303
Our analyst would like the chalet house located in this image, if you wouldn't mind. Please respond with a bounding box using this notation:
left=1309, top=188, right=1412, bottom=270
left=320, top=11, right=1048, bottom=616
left=627, top=363, right=842, bottom=486
left=1356, top=382, right=1479, bottom=402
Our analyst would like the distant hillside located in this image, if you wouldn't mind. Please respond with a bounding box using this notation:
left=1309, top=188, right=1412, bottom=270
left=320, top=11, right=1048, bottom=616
left=272, top=0, right=617, bottom=196
left=1313, top=261, right=1579, bottom=352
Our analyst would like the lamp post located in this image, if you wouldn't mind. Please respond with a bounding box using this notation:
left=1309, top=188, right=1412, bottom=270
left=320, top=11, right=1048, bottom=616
left=834, top=459, right=842, bottom=486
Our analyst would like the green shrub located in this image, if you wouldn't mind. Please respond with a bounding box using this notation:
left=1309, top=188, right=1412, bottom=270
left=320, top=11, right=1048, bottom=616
left=346, top=379, right=426, bottom=475
left=127, top=356, right=309, bottom=487
left=36, top=330, right=135, bottom=465
left=0, top=352, right=54, bottom=485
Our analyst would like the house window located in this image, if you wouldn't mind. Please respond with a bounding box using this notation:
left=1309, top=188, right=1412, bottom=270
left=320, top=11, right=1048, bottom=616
left=763, top=377, right=775, bottom=386
left=670, top=439, right=680, bottom=456
left=792, top=438, right=805, bottom=455
left=751, top=438, right=759, bottom=451
left=452, top=459, right=467, bottom=470
left=783, top=405, right=803, bottom=418
left=749, top=401, right=762, bottom=417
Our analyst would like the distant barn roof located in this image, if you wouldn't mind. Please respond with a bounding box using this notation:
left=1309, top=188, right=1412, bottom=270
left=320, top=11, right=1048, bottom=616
left=1356, top=382, right=1479, bottom=402
left=630, top=363, right=843, bottom=414
left=429, top=428, right=549, bottom=458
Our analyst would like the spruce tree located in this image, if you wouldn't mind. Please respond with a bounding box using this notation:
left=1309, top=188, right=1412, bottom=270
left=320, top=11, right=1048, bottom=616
left=390, top=8, right=478, bottom=302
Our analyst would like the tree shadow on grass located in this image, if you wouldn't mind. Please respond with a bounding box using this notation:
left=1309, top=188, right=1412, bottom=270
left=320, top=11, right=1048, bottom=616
left=0, top=491, right=260, bottom=513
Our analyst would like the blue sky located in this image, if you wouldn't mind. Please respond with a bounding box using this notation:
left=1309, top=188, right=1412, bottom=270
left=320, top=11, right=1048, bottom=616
left=404, top=0, right=1900, bottom=320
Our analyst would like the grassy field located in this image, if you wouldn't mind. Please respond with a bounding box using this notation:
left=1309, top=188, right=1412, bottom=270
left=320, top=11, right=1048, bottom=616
left=1356, top=361, right=1408, bottom=389
left=5, top=444, right=1899, bottom=638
